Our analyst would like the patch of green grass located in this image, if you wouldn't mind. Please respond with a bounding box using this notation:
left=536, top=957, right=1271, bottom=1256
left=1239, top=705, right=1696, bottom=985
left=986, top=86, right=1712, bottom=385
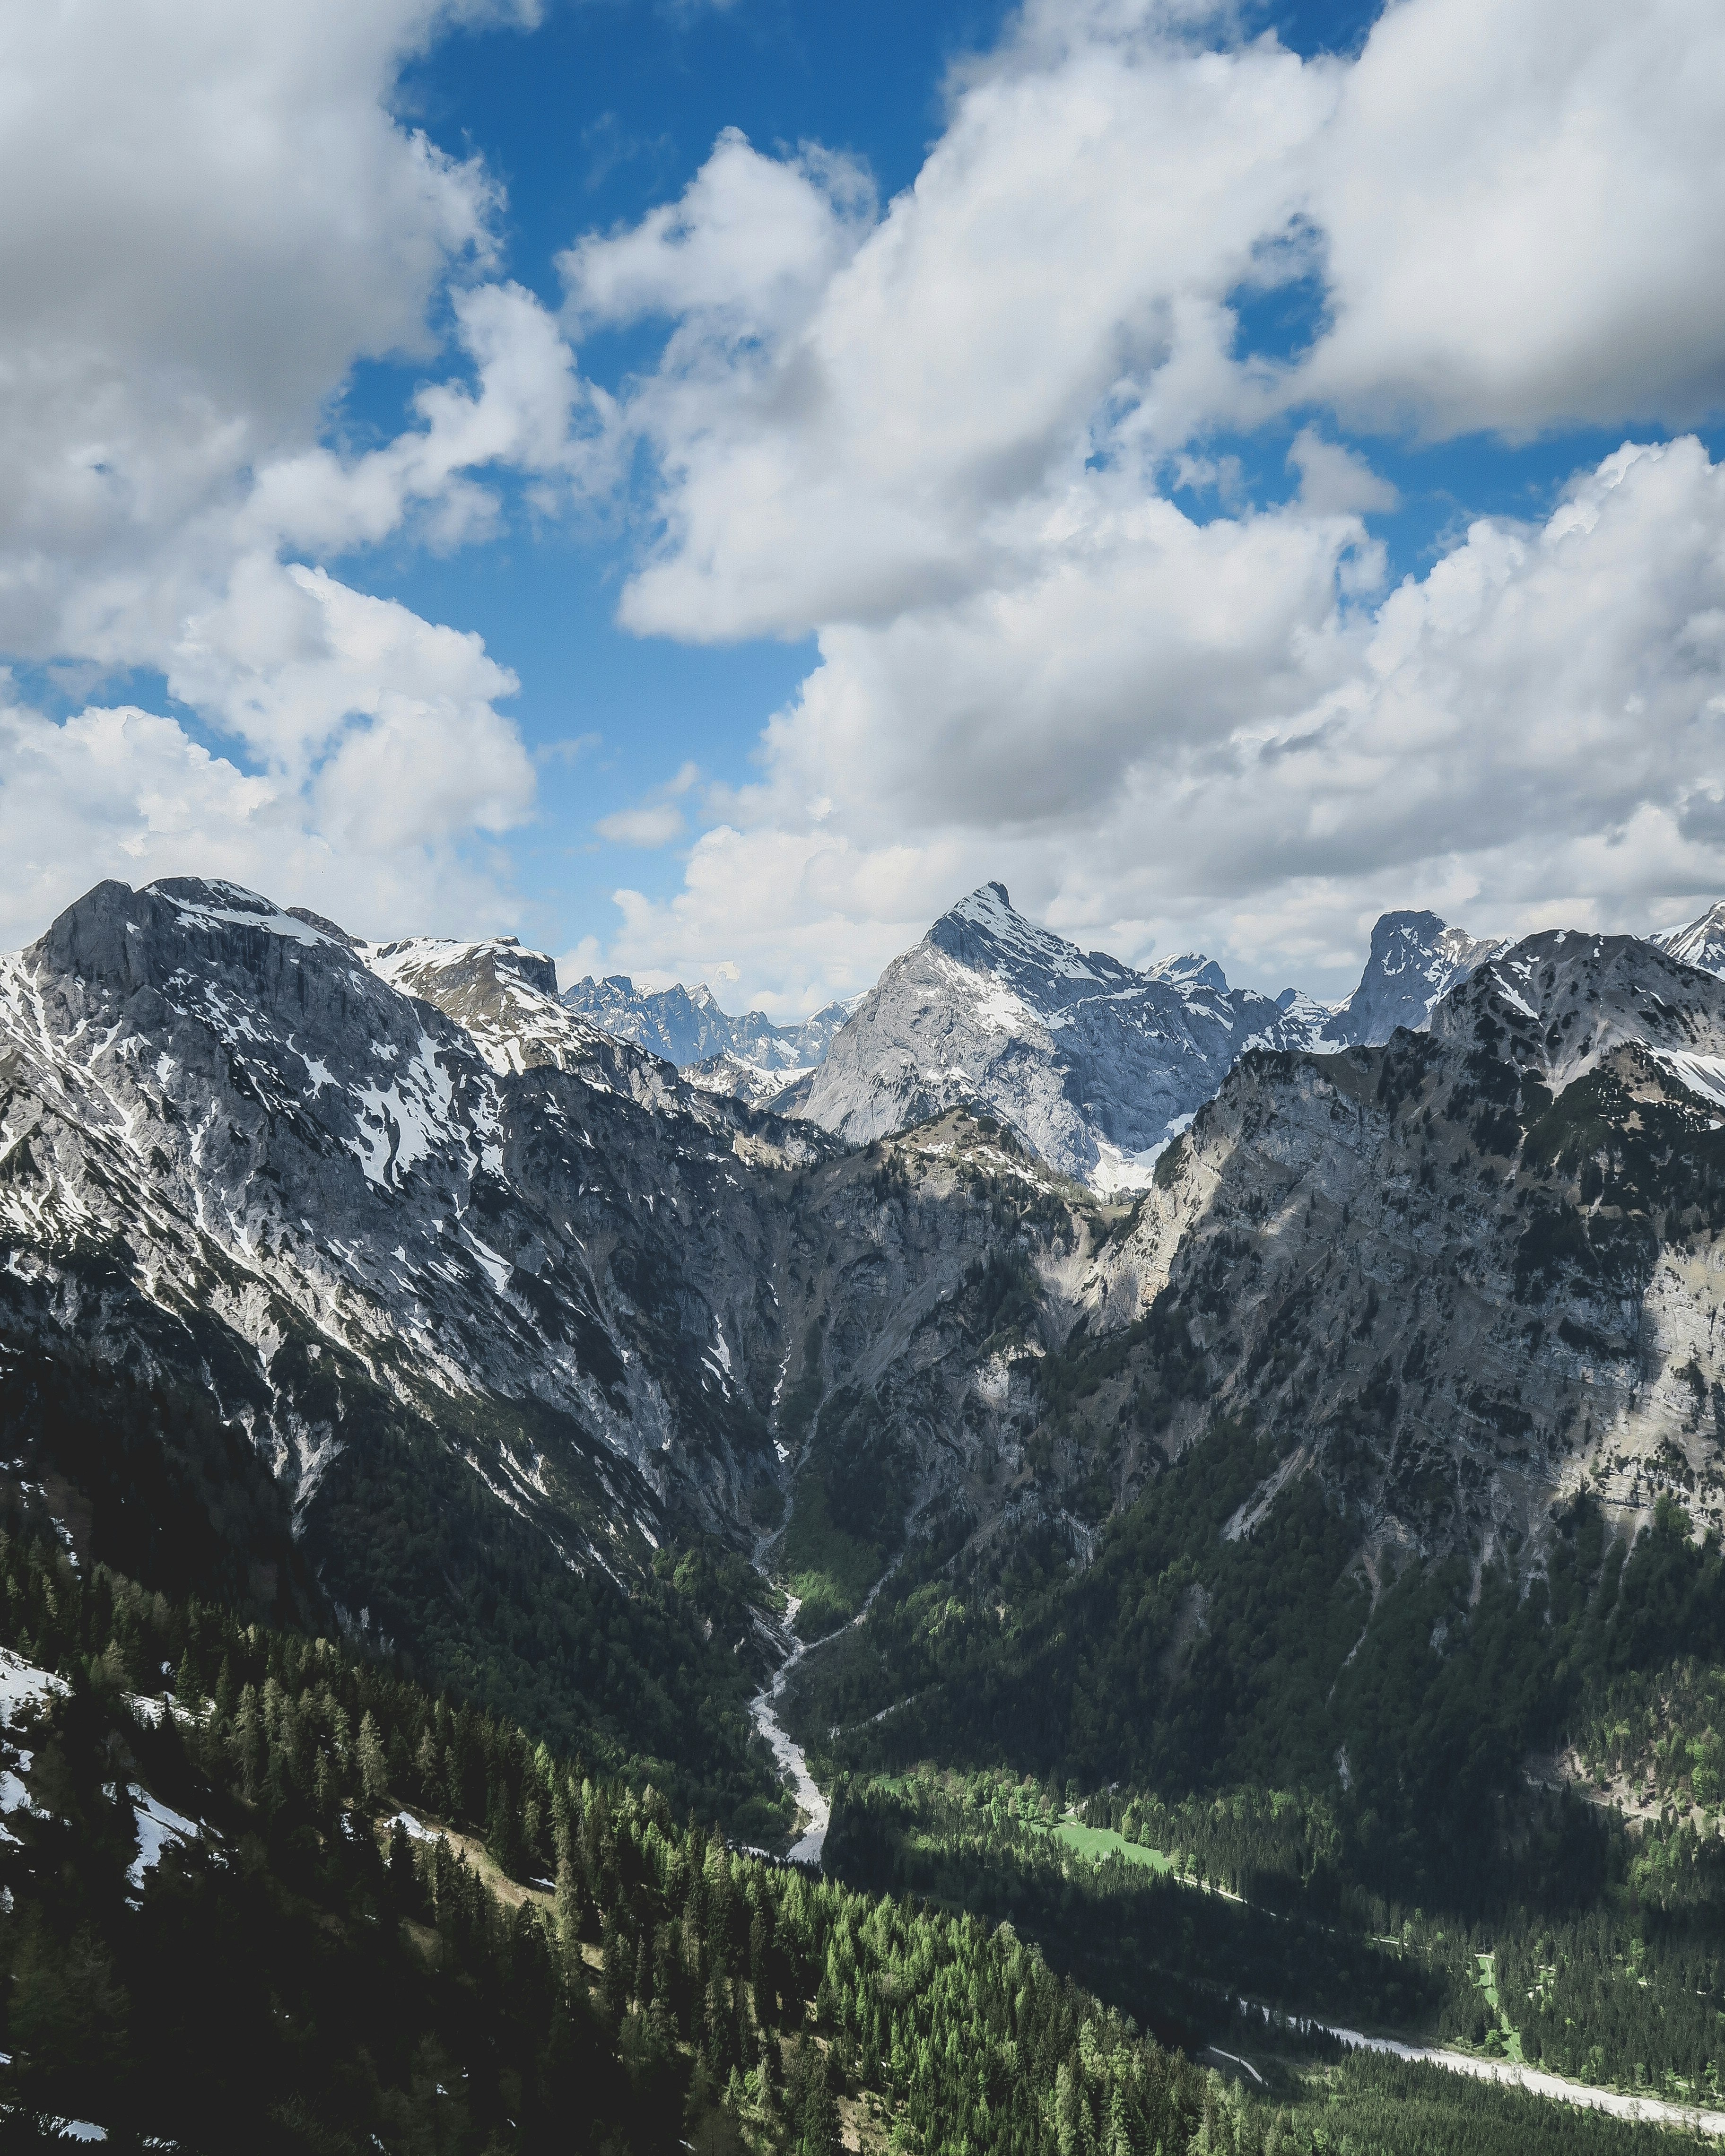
left=1475, top=1950, right=1525, bottom=2063
left=782, top=1474, right=880, bottom=1638
left=1054, top=1818, right=1177, bottom=1871
left=1029, top=1813, right=1177, bottom=1873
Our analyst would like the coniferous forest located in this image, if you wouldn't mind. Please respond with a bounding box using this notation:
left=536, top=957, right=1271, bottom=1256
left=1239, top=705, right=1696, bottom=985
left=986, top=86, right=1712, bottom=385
left=0, top=1504, right=1717, bottom=2156
left=9, top=885, right=1725, bottom=2152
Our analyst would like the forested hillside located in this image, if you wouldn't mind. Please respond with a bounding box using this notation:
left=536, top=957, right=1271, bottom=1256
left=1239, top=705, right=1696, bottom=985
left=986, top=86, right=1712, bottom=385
left=10, top=879, right=1725, bottom=2147
left=0, top=1511, right=1712, bottom=2156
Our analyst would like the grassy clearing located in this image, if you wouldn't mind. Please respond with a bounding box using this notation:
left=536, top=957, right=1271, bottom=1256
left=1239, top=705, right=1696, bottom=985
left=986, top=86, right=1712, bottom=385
left=1046, top=1817, right=1178, bottom=1873
left=1475, top=1951, right=1526, bottom=2063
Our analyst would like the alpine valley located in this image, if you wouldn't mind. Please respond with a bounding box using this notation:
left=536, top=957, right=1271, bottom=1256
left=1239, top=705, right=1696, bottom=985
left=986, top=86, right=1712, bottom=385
left=4, top=871, right=1725, bottom=2153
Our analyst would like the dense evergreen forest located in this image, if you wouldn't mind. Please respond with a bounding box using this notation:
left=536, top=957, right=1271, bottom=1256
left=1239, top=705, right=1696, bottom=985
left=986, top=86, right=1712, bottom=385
left=822, top=1758, right=1725, bottom=2103
left=0, top=1516, right=1712, bottom=2153
left=783, top=1407, right=1725, bottom=1909
left=777, top=1402, right=1725, bottom=2118
left=0, top=1331, right=793, bottom=1845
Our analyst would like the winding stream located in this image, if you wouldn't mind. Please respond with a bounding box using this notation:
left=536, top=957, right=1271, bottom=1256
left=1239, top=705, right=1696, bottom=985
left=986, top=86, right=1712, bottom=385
left=1312, top=2022, right=1725, bottom=2139
left=749, top=1572, right=898, bottom=1865
left=749, top=1596, right=830, bottom=1863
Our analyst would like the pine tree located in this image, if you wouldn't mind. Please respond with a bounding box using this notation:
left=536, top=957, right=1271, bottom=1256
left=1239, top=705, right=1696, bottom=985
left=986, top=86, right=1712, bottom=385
left=388, top=1818, right=418, bottom=1910
left=799, top=2046, right=840, bottom=2156
left=486, top=1778, right=523, bottom=1879
left=555, top=1845, right=584, bottom=1960
left=414, top=1726, right=440, bottom=1806
left=174, top=1644, right=200, bottom=1707
left=356, top=1710, right=389, bottom=1806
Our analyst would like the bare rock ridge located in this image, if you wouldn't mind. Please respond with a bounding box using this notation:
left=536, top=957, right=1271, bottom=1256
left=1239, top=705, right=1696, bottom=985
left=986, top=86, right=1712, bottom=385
left=602, top=893, right=1498, bottom=1181
left=1655, top=899, right=1725, bottom=979
left=538, top=889, right=1725, bottom=1190
left=1329, top=908, right=1509, bottom=1045
left=1082, top=925, right=1725, bottom=1569
left=796, top=882, right=1332, bottom=1189
left=562, top=972, right=850, bottom=1075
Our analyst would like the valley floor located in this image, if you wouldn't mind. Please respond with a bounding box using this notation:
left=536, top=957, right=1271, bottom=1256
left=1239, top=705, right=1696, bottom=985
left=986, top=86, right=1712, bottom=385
left=1309, top=2025, right=1725, bottom=2139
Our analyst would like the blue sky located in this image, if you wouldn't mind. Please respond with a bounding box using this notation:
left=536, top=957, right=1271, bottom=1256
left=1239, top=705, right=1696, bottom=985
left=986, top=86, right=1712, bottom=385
left=302, top=0, right=1029, bottom=966
left=3, top=0, right=1723, bottom=1006
left=378, top=0, right=1725, bottom=991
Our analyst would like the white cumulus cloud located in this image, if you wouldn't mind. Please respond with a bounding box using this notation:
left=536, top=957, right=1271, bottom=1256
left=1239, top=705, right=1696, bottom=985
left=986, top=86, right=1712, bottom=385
left=557, top=0, right=1725, bottom=1005
left=0, top=0, right=575, bottom=950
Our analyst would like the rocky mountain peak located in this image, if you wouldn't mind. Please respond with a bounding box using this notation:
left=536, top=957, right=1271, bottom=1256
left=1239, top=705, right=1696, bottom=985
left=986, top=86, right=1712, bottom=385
left=1429, top=927, right=1725, bottom=1094
left=928, top=883, right=1130, bottom=1004
left=563, top=971, right=851, bottom=1077
left=369, top=933, right=558, bottom=1005
left=364, top=931, right=611, bottom=1081
left=1654, top=898, right=1725, bottom=979
left=1335, top=907, right=1509, bottom=1044
left=800, top=883, right=1327, bottom=1188
left=364, top=936, right=740, bottom=1121
left=562, top=974, right=736, bottom=1066
left=1147, top=952, right=1230, bottom=995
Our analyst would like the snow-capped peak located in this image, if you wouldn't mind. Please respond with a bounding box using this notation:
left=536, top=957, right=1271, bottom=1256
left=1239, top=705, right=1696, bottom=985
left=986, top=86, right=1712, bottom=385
left=1145, top=952, right=1230, bottom=994
left=1654, top=899, right=1725, bottom=980
left=802, top=881, right=1332, bottom=1185
left=150, top=877, right=347, bottom=950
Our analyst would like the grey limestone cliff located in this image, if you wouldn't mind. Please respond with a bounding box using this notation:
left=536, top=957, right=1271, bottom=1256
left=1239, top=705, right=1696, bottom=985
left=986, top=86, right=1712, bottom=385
left=798, top=882, right=1326, bottom=1189
left=1330, top=908, right=1508, bottom=1044
left=1077, top=926, right=1725, bottom=1567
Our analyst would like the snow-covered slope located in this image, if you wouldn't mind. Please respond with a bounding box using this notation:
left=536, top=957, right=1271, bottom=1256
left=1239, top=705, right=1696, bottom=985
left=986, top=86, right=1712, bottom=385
left=0, top=878, right=839, bottom=1573
left=1654, top=900, right=1725, bottom=979
left=562, top=974, right=851, bottom=1075
left=685, top=1049, right=816, bottom=1110
left=363, top=932, right=708, bottom=1115
left=1331, top=909, right=1508, bottom=1044
left=797, top=883, right=1328, bottom=1188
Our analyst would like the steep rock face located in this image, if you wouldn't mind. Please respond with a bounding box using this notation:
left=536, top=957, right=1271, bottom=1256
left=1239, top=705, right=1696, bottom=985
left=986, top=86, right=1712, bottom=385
left=799, top=884, right=1323, bottom=1189
left=1655, top=899, right=1725, bottom=979
left=1332, top=909, right=1507, bottom=1044
left=0, top=877, right=1122, bottom=1676
left=0, top=880, right=778, bottom=1554
left=1083, top=930, right=1725, bottom=1569
left=563, top=973, right=850, bottom=1073
left=686, top=1049, right=816, bottom=1109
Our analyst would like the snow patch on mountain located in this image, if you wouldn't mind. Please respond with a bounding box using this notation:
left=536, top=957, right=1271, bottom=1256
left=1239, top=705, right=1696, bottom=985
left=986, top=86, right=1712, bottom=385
left=1649, top=1049, right=1725, bottom=1112
left=799, top=884, right=1328, bottom=1186
left=686, top=1051, right=816, bottom=1110
left=1654, top=901, right=1725, bottom=980
left=563, top=974, right=854, bottom=1080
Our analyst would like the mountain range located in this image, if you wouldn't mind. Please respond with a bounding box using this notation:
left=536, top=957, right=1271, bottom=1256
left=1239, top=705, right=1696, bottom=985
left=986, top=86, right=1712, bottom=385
left=566, top=885, right=1523, bottom=1189
left=8, top=869, right=1725, bottom=2139
left=7, top=874, right=1724, bottom=1646
left=561, top=972, right=852, bottom=1075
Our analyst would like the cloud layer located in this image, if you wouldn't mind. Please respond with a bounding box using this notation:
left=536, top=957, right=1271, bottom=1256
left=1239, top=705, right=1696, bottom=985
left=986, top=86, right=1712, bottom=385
left=6, top=0, right=1725, bottom=1004
left=0, top=0, right=566, bottom=949
left=557, top=0, right=1725, bottom=1005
